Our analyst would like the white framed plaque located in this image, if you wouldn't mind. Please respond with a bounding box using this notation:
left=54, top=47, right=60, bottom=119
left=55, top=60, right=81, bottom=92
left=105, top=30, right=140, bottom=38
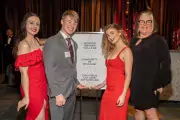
left=73, top=32, right=106, bottom=89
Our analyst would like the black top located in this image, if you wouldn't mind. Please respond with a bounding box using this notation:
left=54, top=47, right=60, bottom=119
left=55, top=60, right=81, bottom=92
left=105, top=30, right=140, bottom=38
left=130, top=33, right=171, bottom=110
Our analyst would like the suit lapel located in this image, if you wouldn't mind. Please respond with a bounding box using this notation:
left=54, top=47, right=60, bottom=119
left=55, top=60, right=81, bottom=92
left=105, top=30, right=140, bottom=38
left=57, top=32, right=75, bottom=67
left=57, top=33, right=68, bottom=50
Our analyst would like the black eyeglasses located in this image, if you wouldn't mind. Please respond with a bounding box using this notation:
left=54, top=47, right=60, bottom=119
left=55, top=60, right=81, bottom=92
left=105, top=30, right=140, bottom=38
left=139, top=20, right=152, bottom=25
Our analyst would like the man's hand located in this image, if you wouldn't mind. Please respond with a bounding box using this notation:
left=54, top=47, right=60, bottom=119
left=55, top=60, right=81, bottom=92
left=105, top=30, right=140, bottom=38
left=77, top=84, right=87, bottom=90
left=55, top=94, right=66, bottom=106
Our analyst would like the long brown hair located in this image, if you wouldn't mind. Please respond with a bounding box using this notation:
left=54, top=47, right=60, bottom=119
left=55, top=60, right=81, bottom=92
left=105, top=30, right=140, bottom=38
left=134, top=10, right=158, bottom=37
left=102, top=24, right=129, bottom=58
left=13, top=12, right=39, bottom=58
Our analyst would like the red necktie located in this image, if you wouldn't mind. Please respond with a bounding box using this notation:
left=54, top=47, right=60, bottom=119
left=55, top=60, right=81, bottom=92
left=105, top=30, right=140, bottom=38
left=66, top=38, right=74, bottom=63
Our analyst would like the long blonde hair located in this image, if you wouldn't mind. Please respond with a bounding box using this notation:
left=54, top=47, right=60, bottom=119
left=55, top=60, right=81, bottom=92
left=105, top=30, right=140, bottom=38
left=134, top=10, right=158, bottom=37
left=102, top=24, right=129, bottom=58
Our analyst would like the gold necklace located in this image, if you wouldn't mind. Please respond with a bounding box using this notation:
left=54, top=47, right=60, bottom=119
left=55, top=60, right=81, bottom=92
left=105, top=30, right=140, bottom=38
left=26, top=38, right=36, bottom=50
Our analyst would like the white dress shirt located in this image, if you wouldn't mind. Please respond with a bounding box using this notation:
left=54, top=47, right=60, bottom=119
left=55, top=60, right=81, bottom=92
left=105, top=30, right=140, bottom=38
left=60, top=31, right=76, bottom=62
left=7, top=38, right=11, bottom=44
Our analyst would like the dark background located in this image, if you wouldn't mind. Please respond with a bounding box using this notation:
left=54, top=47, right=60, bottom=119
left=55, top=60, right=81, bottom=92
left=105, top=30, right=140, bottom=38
left=0, top=0, right=179, bottom=38
left=0, top=0, right=179, bottom=81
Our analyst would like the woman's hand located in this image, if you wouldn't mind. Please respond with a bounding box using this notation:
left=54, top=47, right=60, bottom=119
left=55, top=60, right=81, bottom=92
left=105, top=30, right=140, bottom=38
left=90, top=83, right=105, bottom=90
left=116, top=94, right=126, bottom=107
left=17, top=97, right=29, bottom=111
left=154, top=87, right=163, bottom=95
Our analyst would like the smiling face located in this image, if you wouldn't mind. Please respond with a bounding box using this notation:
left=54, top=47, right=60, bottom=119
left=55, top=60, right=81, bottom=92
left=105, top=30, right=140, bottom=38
left=105, top=28, right=121, bottom=45
left=26, top=16, right=40, bottom=36
left=61, top=15, right=78, bottom=36
left=138, top=14, right=153, bottom=36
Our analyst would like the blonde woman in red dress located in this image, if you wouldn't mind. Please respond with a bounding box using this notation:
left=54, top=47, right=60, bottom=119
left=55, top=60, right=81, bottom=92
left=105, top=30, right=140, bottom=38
left=93, top=24, right=133, bottom=120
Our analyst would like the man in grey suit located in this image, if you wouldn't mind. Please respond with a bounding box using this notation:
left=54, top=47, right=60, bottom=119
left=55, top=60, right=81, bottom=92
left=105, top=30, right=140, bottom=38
left=43, top=10, right=86, bottom=120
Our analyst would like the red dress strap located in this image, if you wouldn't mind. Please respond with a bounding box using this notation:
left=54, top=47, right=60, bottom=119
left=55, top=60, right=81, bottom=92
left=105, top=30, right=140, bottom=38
left=15, top=49, right=42, bottom=70
left=117, top=47, right=129, bottom=56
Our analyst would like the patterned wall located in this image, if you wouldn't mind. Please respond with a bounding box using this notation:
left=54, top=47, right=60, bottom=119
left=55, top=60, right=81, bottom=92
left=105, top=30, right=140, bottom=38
left=160, top=51, right=180, bottom=101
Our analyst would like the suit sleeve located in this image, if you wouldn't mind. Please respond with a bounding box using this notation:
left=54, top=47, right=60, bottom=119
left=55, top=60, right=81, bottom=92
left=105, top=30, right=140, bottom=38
left=43, top=39, right=73, bottom=98
left=154, top=36, right=171, bottom=90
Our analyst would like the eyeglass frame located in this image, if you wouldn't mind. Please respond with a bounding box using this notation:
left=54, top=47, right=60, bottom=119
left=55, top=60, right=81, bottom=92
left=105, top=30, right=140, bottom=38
left=138, top=20, right=152, bottom=25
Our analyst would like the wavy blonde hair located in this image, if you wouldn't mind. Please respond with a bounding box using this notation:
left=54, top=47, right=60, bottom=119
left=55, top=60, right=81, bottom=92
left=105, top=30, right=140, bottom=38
left=102, top=24, right=129, bottom=58
left=134, top=10, right=158, bottom=37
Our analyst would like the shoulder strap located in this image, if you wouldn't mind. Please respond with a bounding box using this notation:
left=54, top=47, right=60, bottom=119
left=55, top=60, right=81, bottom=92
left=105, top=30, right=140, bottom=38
left=118, top=47, right=128, bottom=55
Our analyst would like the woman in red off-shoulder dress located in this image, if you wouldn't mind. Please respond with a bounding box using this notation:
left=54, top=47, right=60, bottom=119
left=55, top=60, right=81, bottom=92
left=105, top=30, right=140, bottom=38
left=13, top=12, right=49, bottom=120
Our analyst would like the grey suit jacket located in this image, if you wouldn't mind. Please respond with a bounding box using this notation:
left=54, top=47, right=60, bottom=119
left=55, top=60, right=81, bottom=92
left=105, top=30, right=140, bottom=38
left=43, top=32, right=80, bottom=98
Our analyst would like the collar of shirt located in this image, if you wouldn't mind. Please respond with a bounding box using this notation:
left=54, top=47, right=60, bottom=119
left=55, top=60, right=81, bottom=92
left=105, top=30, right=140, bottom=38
left=59, top=30, right=75, bottom=60
left=60, top=30, right=70, bottom=39
left=8, top=35, right=13, bottom=38
left=7, top=38, right=11, bottom=44
left=59, top=30, right=74, bottom=49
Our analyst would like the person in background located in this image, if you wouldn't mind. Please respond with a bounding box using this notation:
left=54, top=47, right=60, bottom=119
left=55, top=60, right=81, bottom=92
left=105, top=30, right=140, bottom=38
left=5, top=28, right=14, bottom=47
left=13, top=12, right=49, bottom=119
left=3, top=28, right=15, bottom=84
left=130, top=10, right=171, bottom=120
left=92, top=24, right=133, bottom=120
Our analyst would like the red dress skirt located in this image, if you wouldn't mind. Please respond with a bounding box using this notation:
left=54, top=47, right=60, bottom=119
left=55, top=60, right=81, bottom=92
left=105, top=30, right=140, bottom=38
left=15, top=49, right=49, bottom=120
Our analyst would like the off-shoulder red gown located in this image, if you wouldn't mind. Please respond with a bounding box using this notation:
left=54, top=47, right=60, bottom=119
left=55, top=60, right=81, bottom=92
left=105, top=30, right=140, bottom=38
left=15, top=48, right=49, bottom=120
left=99, top=47, right=130, bottom=120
